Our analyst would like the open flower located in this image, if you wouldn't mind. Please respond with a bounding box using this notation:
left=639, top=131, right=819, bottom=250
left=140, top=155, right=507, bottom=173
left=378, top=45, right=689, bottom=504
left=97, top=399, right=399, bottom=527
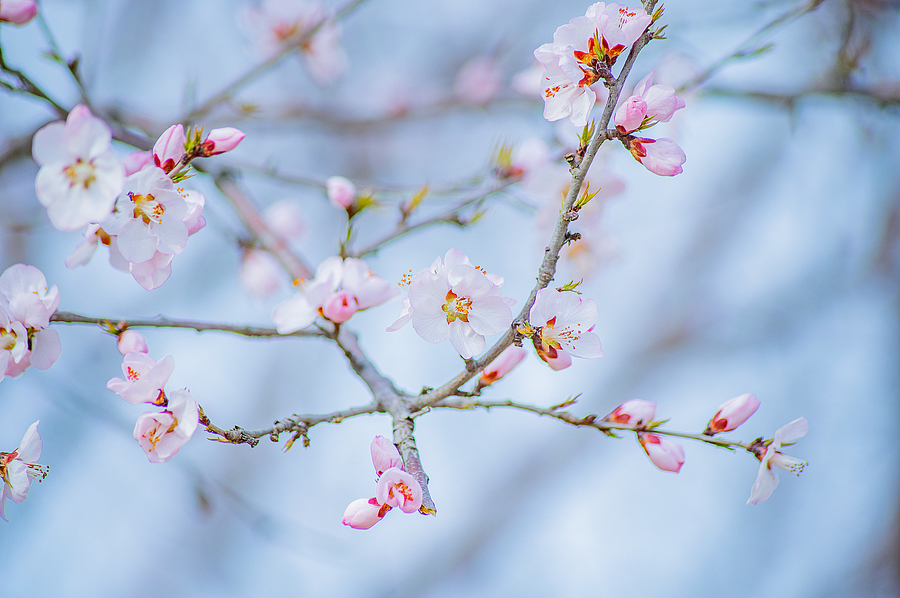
left=638, top=432, right=685, bottom=473
left=273, top=256, right=396, bottom=333
left=529, top=287, right=603, bottom=369
left=0, top=421, right=47, bottom=521
left=32, top=104, right=124, bottom=231
left=0, top=264, right=61, bottom=378
left=389, top=249, right=514, bottom=359
left=748, top=417, right=808, bottom=505
left=107, top=352, right=174, bottom=405
left=376, top=468, right=423, bottom=513
left=133, top=389, right=199, bottom=463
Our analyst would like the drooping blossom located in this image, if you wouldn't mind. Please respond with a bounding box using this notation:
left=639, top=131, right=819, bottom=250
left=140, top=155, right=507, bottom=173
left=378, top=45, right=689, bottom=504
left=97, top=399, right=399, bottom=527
left=0, top=421, right=47, bottom=521
left=0, top=264, right=61, bottom=378
left=454, top=56, right=503, bottom=105
left=0, top=0, right=37, bottom=25
left=747, top=417, right=808, bottom=505
left=273, top=256, right=396, bottom=333
left=478, top=345, right=527, bottom=388
left=326, top=176, right=356, bottom=210
left=32, top=104, right=125, bottom=231
left=117, top=329, right=149, bottom=356
left=528, top=287, right=603, bottom=369
left=638, top=432, right=685, bottom=473
left=705, top=393, right=760, bottom=435
left=623, top=136, right=686, bottom=176
left=604, top=399, right=656, bottom=426
left=614, top=71, right=685, bottom=134
left=343, top=436, right=424, bottom=530
left=133, top=389, right=199, bottom=463
left=388, top=249, right=515, bottom=359
left=241, top=0, right=347, bottom=86
left=107, top=352, right=174, bottom=405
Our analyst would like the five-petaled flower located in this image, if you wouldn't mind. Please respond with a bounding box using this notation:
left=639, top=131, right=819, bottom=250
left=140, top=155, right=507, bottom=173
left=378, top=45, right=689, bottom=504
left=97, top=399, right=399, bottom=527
left=0, top=421, right=48, bottom=521
left=747, top=417, right=808, bottom=505
left=32, top=104, right=125, bottom=231
left=528, top=287, right=603, bottom=370
left=133, top=389, right=199, bottom=463
left=388, top=249, right=514, bottom=359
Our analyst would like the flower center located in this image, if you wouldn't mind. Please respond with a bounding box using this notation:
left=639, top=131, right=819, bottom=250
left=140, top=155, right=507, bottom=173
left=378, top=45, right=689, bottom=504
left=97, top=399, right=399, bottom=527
left=442, top=290, right=472, bottom=323
left=130, top=192, right=165, bottom=225
left=0, top=328, right=17, bottom=351
left=571, top=35, right=603, bottom=87
left=391, top=481, right=415, bottom=504
left=126, top=366, right=141, bottom=381
left=63, top=158, right=96, bottom=190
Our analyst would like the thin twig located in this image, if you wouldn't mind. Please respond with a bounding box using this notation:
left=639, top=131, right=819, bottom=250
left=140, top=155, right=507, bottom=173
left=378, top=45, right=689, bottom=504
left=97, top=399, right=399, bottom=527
left=50, top=311, right=324, bottom=338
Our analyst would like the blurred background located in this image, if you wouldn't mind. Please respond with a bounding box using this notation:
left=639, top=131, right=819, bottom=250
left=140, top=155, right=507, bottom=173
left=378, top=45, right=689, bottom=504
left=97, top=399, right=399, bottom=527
left=1, top=0, right=898, bottom=596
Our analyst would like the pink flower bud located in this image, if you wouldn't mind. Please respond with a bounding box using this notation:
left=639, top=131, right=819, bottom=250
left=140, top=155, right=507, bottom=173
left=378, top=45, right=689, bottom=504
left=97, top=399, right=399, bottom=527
left=615, top=96, right=648, bottom=134
left=705, top=393, right=760, bottom=435
left=117, top=330, right=148, bottom=355
left=122, top=151, right=153, bottom=176
left=376, top=468, right=423, bottom=513
left=201, top=127, right=245, bottom=156
left=342, top=497, right=388, bottom=529
left=0, top=0, right=37, bottom=25
left=153, top=125, right=186, bottom=173
left=321, top=290, right=359, bottom=323
left=627, top=137, right=686, bottom=177
left=326, top=176, right=356, bottom=209
left=479, top=345, right=527, bottom=387
left=370, top=435, right=402, bottom=476
left=638, top=433, right=685, bottom=473
left=604, top=399, right=657, bottom=426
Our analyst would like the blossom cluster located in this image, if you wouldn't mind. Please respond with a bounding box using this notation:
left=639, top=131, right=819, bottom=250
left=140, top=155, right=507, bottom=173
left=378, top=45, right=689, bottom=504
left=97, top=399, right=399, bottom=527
left=106, top=331, right=198, bottom=462
left=0, top=264, right=61, bottom=381
left=342, top=436, right=423, bottom=529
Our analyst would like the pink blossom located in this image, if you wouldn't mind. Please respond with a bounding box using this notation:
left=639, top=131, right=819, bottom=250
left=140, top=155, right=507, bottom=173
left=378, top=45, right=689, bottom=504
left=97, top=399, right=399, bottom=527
left=0, top=309, right=28, bottom=383
left=454, top=57, right=503, bottom=105
left=241, top=0, right=347, bottom=85
left=479, top=345, right=527, bottom=387
left=32, top=104, right=124, bottom=231
left=604, top=399, right=656, bottom=426
left=326, top=176, right=356, bottom=209
left=240, top=248, right=284, bottom=297
left=107, top=352, right=174, bottom=405
left=273, top=256, right=396, bottom=333
left=638, top=432, right=685, bottom=473
left=133, top=389, right=199, bottom=463
left=389, top=249, right=514, bottom=359
left=626, top=136, right=686, bottom=176
left=103, top=166, right=189, bottom=264
left=370, top=435, right=402, bottom=476
left=748, top=417, right=808, bottom=505
left=129, top=252, right=175, bottom=291
left=376, top=467, right=423, bottom=513
left=153, top=124, right=186, bottom=173
left=0, top=421, right=47, bottom=521
left=0, top=264, right=60, bottom=329
left=615, top=72, right=685, bottom=134
left=0, top=0, right=37, bottom=25
left=589, top=3, right=652, bottom=63
left=705, top=393, right=760, bottom=435
left=122, top=150, right=153, bottom=176
left=529, top=288, right=603, bottom=366
left=342, top=497, right=388, bottom=529
left=117, top=330, right=149, bottom=356
left=201, top=128, right=245, bottom=156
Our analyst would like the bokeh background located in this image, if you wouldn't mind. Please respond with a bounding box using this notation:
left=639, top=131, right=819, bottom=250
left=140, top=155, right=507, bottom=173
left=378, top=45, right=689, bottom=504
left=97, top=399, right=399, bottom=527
left=1, top=0, right=898, bottom=596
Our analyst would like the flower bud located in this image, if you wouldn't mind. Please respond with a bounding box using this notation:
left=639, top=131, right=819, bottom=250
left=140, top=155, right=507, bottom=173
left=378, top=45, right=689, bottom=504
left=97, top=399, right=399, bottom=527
left=342, top=498, right=387, bottom=530
left=370, top=435, right=402, bottom=476
left=704, top=393, right=760, bottom=435
left=638, top=433, right=685, bottom=473
left=201, top=127, right=245, bottom=156
left=615, top=96, right=648, bottom=134
left=327, top=176, right=356, bottom=209
left=322, top=291, right=359, bottom=323
left=117, top=330, right=148, bottom=355
left=0, top=0, right=37, bottom=25
left=153, top=125, right=186, bottom=173
left=376, top=468, right=423, bottom=513
left=604, top=399, right=656, bottom=426
left=479, top=345, right=527, bottom=387
left=627, top=137, right=686, bottom=177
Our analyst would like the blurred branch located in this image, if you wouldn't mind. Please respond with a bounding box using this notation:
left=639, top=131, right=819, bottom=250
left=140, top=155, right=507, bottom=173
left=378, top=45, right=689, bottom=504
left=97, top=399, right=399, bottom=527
left=183, top=0, right=370, bottom=123
left=50, top=310, right=324, bottom=338
left=0, top=41, right=68, bottom=117
left=34, top=3, right=92, bottom=108
left=704, top=84, right=900, bottom=109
